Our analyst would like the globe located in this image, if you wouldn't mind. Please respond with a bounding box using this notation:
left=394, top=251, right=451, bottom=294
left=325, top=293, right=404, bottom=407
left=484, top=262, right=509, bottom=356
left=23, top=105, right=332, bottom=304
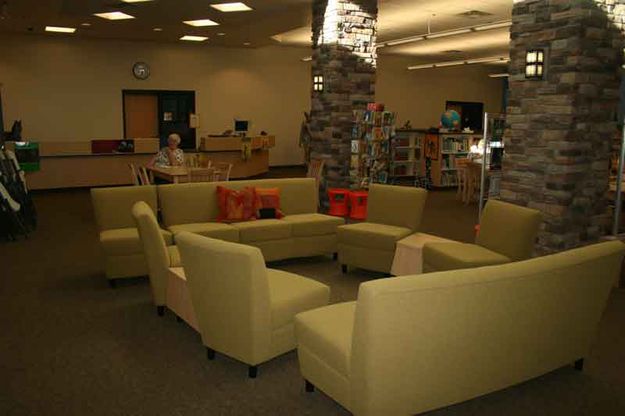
left=441, top=110, right=461, bottom=130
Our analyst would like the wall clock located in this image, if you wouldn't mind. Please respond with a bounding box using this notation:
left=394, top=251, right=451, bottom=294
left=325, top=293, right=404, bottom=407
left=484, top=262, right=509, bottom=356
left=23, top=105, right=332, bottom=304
left=132, top=62, right=150, bottom=80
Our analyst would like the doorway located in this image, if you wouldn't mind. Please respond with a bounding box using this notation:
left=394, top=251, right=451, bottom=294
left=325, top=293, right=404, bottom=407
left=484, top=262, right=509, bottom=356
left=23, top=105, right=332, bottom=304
left=122, top=90, right=196, bottom=150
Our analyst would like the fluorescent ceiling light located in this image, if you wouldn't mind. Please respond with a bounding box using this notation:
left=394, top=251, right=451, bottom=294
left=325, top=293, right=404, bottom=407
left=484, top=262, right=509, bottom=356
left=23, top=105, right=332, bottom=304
left=94, top=12, right=135, bottom=20
left=243, top=42, right=251, bottom=46
left=180, top=35, right=208, bottom=42
left=466, top=56, right=509, bottom=64
left=408, top=56, right=509, bottom=70
left=45, top=26, right=76, bottom=33
left=80, top=23, right=91, bottom=27
left=426, top=28, right=472, bottom=39
left=386, top=36, right=425, bottom=47
left=153, top=28, right=163, bottom=32
left=184, top=19, right=219, bottom=27
left=121, top=0, right=153, bottom=3
left=474, top=21, right=513, bottom=31
left=384, top=20, right=512, bottom=48
left=217, top=32, right=226, bottom=36
left=489, top=73, right=509, bottom=78
left=210, top=2, right=253, bottom=12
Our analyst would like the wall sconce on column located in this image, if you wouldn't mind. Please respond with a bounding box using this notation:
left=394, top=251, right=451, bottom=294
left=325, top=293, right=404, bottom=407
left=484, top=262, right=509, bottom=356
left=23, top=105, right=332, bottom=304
left=525, top=49, right=545, bottom=80
left=313, top=74, right=324, bottom=92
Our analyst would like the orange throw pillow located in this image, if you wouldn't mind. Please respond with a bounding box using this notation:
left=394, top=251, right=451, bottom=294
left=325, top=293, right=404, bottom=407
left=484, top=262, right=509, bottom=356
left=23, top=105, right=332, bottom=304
left=255, top=187, right=284, bottom=219
left=216, top=186, right=257, bottom=223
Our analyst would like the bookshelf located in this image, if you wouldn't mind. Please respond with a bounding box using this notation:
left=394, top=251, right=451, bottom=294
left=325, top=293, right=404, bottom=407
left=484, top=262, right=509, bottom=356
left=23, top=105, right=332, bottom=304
left=351, top=107, right=396, bottom=188
left=389, top=129, right=424, bottom=184
left=423, top=132, right=482, bottom=187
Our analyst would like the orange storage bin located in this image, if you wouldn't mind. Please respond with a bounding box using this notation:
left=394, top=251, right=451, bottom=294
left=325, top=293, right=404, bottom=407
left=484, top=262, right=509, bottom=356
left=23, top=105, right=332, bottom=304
left=328, top=188, right=350, bottom=217
left=349, top=190, right=368, bottom=221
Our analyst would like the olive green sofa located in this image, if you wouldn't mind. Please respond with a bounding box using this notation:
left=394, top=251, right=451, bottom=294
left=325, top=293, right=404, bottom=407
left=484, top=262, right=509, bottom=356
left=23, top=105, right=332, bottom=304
left=91, top=178, right=344, bottom=282
left=295, top=240, right=625, bottom=415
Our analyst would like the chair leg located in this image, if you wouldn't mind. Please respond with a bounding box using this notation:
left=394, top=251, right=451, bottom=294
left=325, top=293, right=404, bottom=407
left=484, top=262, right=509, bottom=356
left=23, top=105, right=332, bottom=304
left=574, top=358, right=584, bottom=371
left=248, top=365, right=258, bottom=379
left=206, top=347, right=216, bottom=360
left=341, top=264, right=348, bottom=274
left=156, top=306, right=165, bottom=316
left=108, top=279, right=116, bottom=289
left=305, top=380, right=315, bottom=392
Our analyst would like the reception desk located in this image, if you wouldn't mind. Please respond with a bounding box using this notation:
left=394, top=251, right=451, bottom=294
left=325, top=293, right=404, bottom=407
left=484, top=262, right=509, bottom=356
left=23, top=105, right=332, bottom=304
left=191, top=135, right=275, bottom=179
left=7, top=135, right=275, bottom=190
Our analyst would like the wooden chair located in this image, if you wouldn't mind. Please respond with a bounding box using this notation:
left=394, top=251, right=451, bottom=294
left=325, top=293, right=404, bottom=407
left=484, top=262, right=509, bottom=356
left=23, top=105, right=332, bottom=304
left=455, top=158, right=470, bottom=203
left=128, top=163, right=140, bottom=186
left=138, top=166, right=151, bottom=185
left=187, top=167, right=217, bottom=183
left=307, top=159, right=325, bottom=189
left=213, top=162, right=233, bottom=181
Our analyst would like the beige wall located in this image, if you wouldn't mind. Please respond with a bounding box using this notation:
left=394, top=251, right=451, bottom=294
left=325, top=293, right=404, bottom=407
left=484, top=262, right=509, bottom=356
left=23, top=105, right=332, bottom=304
left=377, top=55, right=505, bottom=129
left=0, top=33, right=503, bottom=166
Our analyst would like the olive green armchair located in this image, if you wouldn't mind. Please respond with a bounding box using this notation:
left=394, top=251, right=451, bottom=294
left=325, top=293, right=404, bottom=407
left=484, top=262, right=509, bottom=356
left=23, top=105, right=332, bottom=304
left=423, top=199, right=542, bottom=272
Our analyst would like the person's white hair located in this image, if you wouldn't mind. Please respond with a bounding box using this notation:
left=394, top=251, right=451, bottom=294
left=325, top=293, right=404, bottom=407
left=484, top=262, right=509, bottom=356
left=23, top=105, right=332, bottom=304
left=168, top=134, right=181, bottom=145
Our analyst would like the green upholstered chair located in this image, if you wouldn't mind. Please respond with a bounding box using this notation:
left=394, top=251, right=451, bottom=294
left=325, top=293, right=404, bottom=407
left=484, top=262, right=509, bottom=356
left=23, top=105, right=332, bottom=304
left=423, top=200, right=542, bottom=272
left=131, top=201, right=181, bottom=316
left=176, top=232, right=330, bottom=378
left=338, top=184, right=428, bottom=274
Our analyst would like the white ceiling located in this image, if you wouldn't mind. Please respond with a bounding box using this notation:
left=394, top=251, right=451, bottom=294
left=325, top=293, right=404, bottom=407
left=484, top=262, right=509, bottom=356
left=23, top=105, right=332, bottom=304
left=0, top=0, right=513, bottom=63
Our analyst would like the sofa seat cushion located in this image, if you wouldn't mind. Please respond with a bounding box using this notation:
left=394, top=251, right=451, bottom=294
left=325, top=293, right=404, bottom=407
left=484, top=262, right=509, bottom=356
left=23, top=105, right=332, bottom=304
left=100, top=228, right=173, bottom=256
left=424, top=242, right=511, bottom=272
left=338, top=222, right=412, bottom=251
left=232, top=219, right=292, bottom=243
left=267, top=269, right=330, bottom=330
left=295, top=302, right=356, bottom=377
left=168, top=222, right=239, bottom=242
left=282, top=214, right=345, bottom=237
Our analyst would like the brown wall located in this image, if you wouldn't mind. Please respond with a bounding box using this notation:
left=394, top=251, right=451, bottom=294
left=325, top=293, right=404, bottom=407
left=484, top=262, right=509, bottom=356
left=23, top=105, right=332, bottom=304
left=0, top=33, right=503, bottom=166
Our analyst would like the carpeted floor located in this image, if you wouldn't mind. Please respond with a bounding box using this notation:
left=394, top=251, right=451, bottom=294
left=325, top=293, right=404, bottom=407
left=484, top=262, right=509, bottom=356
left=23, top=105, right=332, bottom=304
left=1, top=182, right=624, bottom=415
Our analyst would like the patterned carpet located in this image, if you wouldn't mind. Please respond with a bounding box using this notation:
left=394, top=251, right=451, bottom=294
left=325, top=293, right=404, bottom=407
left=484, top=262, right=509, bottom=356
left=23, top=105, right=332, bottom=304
left=1, top=182, right=624, bottom=415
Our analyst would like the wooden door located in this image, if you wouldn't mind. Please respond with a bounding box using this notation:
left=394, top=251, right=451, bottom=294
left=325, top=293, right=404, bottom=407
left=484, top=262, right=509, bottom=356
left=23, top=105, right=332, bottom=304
left=124, top=94, right=158, bottom=139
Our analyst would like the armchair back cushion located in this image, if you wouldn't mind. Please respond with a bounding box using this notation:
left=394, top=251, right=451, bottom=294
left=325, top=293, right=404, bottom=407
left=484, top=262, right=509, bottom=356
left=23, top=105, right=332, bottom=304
left=91, top=185, right=158, bottom=230
left=366, top=184, right=427, bottom=231
left=349, top=241, right=624, bottom=416
left=158, top=178, right=317, bottom=227
left=176, top=232, right=272, bottom=365
left=131, top=201, right=170, bottom=306
left=477, top=199, right=542, bottom=261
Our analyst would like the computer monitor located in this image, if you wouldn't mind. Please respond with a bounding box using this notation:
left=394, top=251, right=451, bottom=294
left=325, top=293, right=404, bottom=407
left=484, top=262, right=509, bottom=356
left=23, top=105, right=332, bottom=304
left=234, top=120, right=249, bottom=134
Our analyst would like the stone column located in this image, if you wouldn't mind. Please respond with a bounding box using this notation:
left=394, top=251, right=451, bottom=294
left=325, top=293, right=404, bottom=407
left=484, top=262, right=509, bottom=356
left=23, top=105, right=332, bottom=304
left=310, top=0, right=378, bottom=202
left=502, top=0, right=624, bottom=254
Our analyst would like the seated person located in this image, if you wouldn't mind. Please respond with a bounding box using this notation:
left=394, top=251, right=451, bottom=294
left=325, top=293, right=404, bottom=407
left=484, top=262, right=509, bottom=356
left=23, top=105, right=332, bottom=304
left=148, top=134, right=185, bottom=168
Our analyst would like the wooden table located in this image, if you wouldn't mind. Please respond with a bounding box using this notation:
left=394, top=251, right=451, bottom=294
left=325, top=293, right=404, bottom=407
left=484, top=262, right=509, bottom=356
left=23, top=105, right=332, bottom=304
left=147, top=166, right=189, bottom=184
left=391, top=233, right=455, bottom=276
left=147, top=166, right=223, bottom=184
left=167, top=267, right=199, bottom=331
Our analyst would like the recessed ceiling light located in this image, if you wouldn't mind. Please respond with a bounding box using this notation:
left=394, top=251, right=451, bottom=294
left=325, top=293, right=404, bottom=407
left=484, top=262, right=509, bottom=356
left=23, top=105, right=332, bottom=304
left=153, top=27, right=163, bottom=32
left=45, top=26, right=76, bottom=33
left=217, top=32, right=226, bottom=36
left=121, top=0, right=154, bottom=3
left=243, top=42, right=251, bottom=46
left=180, top=35, right=208, bottom=42
left=80, top=23, right=91, bottom=27
left=94, top=11, right=135, bottom=21
left=183, top=19, right=219, bottom=27
left=210, top=2, right=253, bottom=13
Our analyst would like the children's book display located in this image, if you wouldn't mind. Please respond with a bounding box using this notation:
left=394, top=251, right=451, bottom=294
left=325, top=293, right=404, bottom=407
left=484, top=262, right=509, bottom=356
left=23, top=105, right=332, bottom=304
left=351, top=104, right=397, bottom=189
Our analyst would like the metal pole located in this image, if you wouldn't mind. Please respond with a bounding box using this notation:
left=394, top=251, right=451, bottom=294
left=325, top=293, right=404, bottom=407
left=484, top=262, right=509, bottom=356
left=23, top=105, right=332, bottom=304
left=612, top=127, right=625, bottom=235
left=478, top=112, right=489, bottom=224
